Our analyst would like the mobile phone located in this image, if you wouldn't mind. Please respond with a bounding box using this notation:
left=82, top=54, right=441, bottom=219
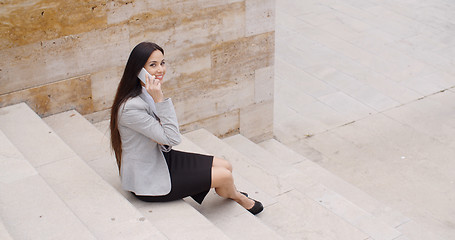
left=138, top=68, right=153, bottom=84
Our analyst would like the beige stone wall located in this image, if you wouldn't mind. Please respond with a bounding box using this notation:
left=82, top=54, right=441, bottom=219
left=0, top=0, right=275, bottom=142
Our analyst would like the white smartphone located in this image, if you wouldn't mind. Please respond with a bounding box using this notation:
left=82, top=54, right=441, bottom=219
left=137, top=68, right=153, bottom=84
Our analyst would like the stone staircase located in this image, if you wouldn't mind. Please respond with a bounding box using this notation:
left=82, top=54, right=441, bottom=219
left=0, top=102, right=423, bottom=239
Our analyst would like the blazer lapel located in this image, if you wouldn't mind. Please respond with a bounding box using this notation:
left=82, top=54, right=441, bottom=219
left=138, top=92, right=158, bottom=119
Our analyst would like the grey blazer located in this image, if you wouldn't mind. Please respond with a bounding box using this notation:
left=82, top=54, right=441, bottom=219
left=118, top=92, right=181, bottom=195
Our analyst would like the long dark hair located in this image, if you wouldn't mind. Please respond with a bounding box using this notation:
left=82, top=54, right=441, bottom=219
left=110, top=42, right=164, bottom=173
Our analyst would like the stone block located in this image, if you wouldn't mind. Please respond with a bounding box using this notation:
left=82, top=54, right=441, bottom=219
left=245, top=0, right=275, bottom=36
left=91, top=66, right=124, bottom=112
left=106, top=0, right=148, bottom=25
left=0, top=0, right=108, bottom=50
left=127, top=2, right=245, bottom=50
left=210, top=32, right=275, bottom=87
left=0, top=75, right=93, bottom=117
left=0, top=25, right=129, bottom=95
left=174, top=75, right=255, bottom=126
left=180, top=110, right=240, bottom=138
left=207, top=2, right=246, bottom=43
left=255, top=65, right=274, bottom=102
left=163, top=0, right=244, bottom=9
left=240, top=100, right=273, bottom=142
left=161, top=45, right=213, bottom=103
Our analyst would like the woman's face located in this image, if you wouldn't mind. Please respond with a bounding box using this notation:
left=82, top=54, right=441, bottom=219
left=144, top=50, right=166, bottom=84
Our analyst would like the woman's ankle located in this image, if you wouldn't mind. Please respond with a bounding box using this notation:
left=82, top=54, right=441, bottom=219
left=237, top=195, right=255, bottom=209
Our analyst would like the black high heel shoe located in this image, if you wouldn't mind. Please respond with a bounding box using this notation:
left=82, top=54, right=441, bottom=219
left=247, top=199, right=263, bottom=215
left=240, top=192, right=263, bottom=215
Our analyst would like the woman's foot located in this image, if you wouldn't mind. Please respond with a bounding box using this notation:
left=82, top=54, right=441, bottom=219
left=247, top=199, right=264, bottom=215
left=236, top=191, right=264, bottom=215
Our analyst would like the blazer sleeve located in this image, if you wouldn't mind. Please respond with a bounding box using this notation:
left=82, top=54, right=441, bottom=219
left=119, top=97, right=181, bottom=146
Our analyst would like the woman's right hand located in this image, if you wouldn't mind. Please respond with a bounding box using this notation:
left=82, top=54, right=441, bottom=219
left=145, top=74, right=164, bottom=103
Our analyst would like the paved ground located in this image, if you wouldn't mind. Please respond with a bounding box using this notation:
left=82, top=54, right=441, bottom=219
left=274, top=0, right=455, bottom=239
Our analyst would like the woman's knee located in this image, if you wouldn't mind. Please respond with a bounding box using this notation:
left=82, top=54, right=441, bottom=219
left=211, top=166, right=234, bottom=188
left=213, top=157, right=233, bottom=172
left=223, top=160, right=233, bottom=172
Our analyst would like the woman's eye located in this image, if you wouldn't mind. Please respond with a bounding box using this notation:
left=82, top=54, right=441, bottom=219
left=150, top=63, right=156, bottom=67
left=161, top=61, right=166, bottom=65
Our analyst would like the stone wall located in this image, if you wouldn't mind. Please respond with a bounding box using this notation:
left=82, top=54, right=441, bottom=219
left=0, top=0, right=275, bottom=142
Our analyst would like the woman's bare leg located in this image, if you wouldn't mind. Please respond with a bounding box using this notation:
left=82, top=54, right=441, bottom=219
left=211, top=157, right=254, bottom=209
left=212, top=157, right=232, bottom=172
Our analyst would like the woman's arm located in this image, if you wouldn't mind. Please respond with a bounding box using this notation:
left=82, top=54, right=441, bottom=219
left=119, top=97, right=181, bottom=146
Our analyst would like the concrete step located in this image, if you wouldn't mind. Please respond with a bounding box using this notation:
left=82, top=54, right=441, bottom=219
left=176, top=134, right=283, bottom=240
left=258, top=138, right=411, bottom=229
left=0, top=129, right=96, bottom=240
left=224, top=134, right=404, bottom=240
left=258, top=189, right=368, bottom=240
left=184, top=129, right=293, bottom=198
left=0, top=103, right=167, bottom=240
left=44, top=109, right=230, bottom=240
left=184, top=129, right=367, bottom=239
left=94, top=116, right=442, bottom=239
left=0, top=218, right=13, bottom=240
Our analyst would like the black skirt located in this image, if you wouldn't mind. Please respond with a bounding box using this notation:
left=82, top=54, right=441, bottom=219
left=132, top=149, right=213, bottom=204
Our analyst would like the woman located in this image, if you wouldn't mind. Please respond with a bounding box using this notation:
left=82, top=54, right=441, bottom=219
left=110, top=42, right=263, bottom=215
